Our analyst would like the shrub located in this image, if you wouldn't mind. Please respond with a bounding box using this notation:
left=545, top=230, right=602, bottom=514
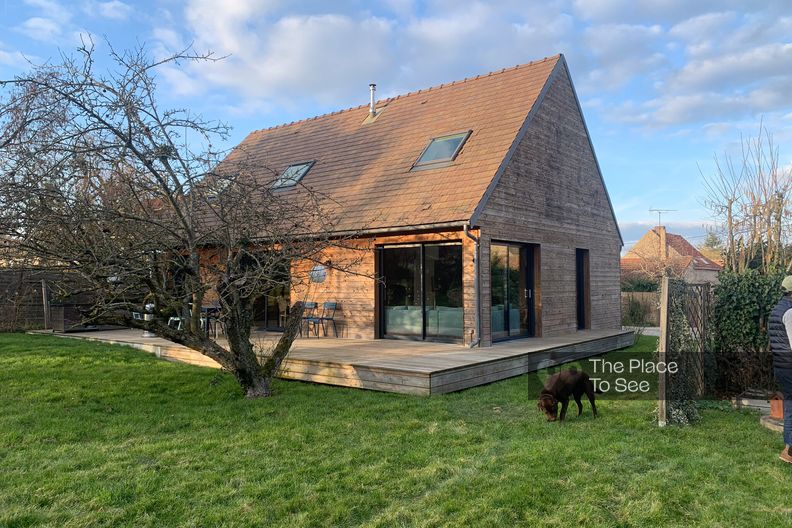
left=623, top=295, right=651, bottom=326
left=621, top=276, right=658, bottom=292
left=662, top=279, right=702, bottom=425
left=711, top=269, right=783, bottom=394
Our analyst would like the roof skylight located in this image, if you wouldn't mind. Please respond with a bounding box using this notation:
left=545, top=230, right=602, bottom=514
left=413, top=131, right=471, bottom=169
left=273, top=161, right=314, bottom=189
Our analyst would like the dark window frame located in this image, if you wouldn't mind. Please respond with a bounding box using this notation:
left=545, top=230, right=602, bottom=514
left=375, top=240, right=464, bottom=343
left=576, top=248, right=591, bottom=330
left=411, top=130, right=472, bottom=170
left=273, top=160, right=315, bottom=189
left=489, top=240, right=540, bottom=342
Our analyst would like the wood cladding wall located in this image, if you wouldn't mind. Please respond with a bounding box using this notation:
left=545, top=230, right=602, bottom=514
left=290, top=229, right=478, bottom=343
left=477, top=65, right=622, bottom=344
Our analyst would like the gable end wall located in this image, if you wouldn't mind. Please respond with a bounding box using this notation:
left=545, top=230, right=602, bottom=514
left=477, top=65, right=622, bottom=343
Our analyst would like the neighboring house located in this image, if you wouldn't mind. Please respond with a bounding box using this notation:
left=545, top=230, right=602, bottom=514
left=224, top=54, right=623, bottom=346
left=621, top=226, right=722, bottom=285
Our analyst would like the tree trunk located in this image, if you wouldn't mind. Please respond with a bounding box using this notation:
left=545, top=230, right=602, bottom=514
left=226, top=302, right=304, bottom=398
left=244, top=374, right=273, bottom=398
left=102, top=293, right=305, bottom=398
left=260, top=302, right=305, bottom=379
left=221, top=292, right=266, bottom=396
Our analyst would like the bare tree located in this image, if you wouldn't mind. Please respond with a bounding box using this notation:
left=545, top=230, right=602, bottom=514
left=701, top=124, right=792, bottom=274
left=0, top=41, right=366, bottom=397
left=623, top=247, right=689, bottom=283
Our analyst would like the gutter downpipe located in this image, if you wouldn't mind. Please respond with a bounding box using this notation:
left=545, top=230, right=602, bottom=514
left=464, top=224, right=481, bottom=348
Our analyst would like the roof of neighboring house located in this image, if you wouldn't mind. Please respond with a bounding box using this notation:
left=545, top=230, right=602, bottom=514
left=622, top=227, right=722, bottom=273
left=619, top=257, right=645, bottom=274
left=220, top=54, right=590, bottom=234
left=665, top=233, right=722, bottom=271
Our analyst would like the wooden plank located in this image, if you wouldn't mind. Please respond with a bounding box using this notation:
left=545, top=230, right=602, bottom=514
left=281, top=360, right=431, bottom=388
left=278, top=370, right=430, bottom=395
left=657, top=275, right=669, bottom=427
left=431, top=332, right=632, bottom=376
left=431, top=332, right=632, bottom=393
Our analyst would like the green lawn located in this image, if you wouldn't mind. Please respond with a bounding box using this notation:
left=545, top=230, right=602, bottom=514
left=1, top=334, right=789, bottom=527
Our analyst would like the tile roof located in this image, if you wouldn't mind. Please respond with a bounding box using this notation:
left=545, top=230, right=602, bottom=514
left=619, top=257, right=644, bottom=273
left=664, top=232, right=722, bottom=271
left=222, top=55, right=562, bottom=233
left=623, top=227, right=722, bottom=272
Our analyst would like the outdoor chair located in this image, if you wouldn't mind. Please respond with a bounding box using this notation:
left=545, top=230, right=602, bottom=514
left=317, top=302, right=338, bottom=337
left=303, top=302, right=339, bottom=337
left=299, top=302, right=319, bottom=337
left=168, top=315, right=213, bottom=335
left=201, top=304, right=222, bottom=338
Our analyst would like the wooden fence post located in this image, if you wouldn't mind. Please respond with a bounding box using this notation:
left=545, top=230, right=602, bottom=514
left=658, top=275, right=669, bottom=427
left=41, top=279, right=51, bottom=330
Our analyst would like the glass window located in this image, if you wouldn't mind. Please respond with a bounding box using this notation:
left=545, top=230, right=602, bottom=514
left=490, top=245, right=508, bottom=340
left=380, top=243, right=463, bottom=340
left=382, top=246, right=423, bottom=338
left=413, top=131, right=470, bottom=167
left=424, top=244, right=463, bottom=339
left=273, top=161, right=313, bottom=189
left=491, top=243, right=535, bottom=340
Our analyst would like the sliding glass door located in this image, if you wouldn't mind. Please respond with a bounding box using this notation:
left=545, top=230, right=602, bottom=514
left=424, top=244, right=464, bottom=339
left=491, top=243, right=536, bottom=340
left=379, top=243, right=463, bottom=341
left=381, top=245, right=423, bottom=338
left=252, top=260, right=290, bottom=331
left=253, top=283, right=290, bottom=331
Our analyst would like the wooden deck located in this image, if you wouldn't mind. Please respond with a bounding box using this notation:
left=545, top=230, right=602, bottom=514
left=41, top=328, right=634, bottom=395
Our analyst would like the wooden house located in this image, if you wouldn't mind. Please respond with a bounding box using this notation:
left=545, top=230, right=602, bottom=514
left=225, top=54, right=623, bottom=347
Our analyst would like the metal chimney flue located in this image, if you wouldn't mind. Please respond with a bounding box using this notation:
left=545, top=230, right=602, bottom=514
left=369, top=83, right=376, bottom=117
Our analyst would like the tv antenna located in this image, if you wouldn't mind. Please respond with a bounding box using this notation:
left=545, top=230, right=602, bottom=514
left=649, top=208, right=676, bottom=227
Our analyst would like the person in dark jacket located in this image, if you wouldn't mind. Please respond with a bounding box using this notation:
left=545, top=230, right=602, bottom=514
left=769, top=275, right=792, bottom=464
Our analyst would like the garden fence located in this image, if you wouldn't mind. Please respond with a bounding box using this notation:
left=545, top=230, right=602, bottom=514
left=658, top=276, right=713, bottom=425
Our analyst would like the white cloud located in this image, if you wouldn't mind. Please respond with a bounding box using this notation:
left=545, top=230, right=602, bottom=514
left=151, top=27, right=184, bottom=53
left=668, top=12, right=737, bottom=57
left=583, top=23, right=667, bottom=90
left=16, top=0, right=73, bottom=43
left=178, top=11, right=393, bottom=103
left=16, top=16, right=63, bottom=42
left=16, top=0, right=131, bottom=47
left=84, top=1, right=133, bottom=21
left=184, top=0, right=276, bottom=56
left=574, top=0, right=732, bottom=25
left=668, top=43, right=792, bottom=91
left=0, top=43, right=29, bottom=69
left=25, top=0, right=71, bottom=22
left=172, top=0, right=579, bottom=106
left=259, top=15, right=394, bottom=101
left=158, top=64, right=205, bottom=97
left=669, top=11, right=736, bottom=41
left=145, top=0, right=792, bottom=133
left=381, top=0, right=414, bottom=18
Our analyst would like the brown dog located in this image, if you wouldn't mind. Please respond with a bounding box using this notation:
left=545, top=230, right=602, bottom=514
left=537, top=369, right=599, bottom=422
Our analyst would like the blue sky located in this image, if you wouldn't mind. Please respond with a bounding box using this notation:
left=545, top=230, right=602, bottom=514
left=2, top=0, right=791, bottom=250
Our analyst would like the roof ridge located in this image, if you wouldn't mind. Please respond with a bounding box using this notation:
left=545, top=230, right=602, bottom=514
left=248, top=54, right=562, bottom=135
